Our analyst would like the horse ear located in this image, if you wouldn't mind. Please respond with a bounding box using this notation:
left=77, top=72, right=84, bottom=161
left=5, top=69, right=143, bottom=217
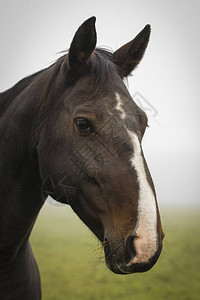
left=68, top=17, right=97, bottom=72
left=113, top=25, right=151, bottom=78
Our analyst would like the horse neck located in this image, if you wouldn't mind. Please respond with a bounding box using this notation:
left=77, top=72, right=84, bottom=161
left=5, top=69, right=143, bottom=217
left=0, top=73, right=46, bottom=261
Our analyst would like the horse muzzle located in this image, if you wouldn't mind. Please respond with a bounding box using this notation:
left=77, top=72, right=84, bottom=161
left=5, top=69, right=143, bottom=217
left=103, top=235, right=163, bottom=274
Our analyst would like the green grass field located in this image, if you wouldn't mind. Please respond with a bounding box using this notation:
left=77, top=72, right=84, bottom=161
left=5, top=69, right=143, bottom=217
left=30, top=204, right=200, bottom=300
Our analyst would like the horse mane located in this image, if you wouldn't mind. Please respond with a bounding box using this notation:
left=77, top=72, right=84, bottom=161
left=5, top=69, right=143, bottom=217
left=0, top=48, right=116, bottom=117
left=90, top=48, right=117, bottom=90
left=38, top=47, right=117, bottom=113
left=0, top=70, right=44, bottom=117
left=44, top=47, right=116, bottom=94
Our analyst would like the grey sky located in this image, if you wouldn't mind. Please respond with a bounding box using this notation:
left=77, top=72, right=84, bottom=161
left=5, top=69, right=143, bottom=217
left=0, top=0, right=199, bottom=205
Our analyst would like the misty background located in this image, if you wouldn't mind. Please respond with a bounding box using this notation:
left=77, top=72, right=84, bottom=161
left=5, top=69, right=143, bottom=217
left=0, top=0, right=199, bottom=206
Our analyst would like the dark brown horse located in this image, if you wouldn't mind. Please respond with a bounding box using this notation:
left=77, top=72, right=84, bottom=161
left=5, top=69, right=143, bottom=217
left=0, top=17, right=164, bottom=299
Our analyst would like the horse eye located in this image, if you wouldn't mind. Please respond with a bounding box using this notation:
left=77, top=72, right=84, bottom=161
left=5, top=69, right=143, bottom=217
left=74, top=118, right=95, bottom=134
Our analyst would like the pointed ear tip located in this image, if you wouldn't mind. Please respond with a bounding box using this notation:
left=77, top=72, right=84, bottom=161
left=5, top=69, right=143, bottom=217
left=144, top=24, right=151, bottom=33
left=88, top=16, right=96, bottom=24
left=80, top=16, right=96, bottom=28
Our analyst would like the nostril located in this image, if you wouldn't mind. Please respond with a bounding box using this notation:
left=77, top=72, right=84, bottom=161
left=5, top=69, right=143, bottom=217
left=126, top=235, right=137, bottom=258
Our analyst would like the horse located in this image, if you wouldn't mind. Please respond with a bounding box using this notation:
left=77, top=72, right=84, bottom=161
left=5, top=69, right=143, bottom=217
left=0, top=17, right=164, bottom=299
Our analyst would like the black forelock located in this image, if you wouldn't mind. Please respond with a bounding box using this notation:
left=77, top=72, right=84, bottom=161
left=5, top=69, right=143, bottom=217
left=89, top=48, right=117, bottom=90
left=38, top=47, right=118, bottom=111
left=0, top=48, right=118, bottom=119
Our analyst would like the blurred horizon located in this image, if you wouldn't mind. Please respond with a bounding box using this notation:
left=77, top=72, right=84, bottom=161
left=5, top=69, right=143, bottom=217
left=30, top=203, right=200, bottom=300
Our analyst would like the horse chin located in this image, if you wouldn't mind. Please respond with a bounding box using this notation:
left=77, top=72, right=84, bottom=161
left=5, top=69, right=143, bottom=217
left=104, top=243, right=163, bottom=275
left=106, top=258, right=155, bottom=275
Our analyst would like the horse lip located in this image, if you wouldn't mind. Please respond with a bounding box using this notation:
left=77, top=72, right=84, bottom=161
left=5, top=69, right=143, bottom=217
left=105, top=243, right=163, bottom=274
left=110, top=256, right=157, bottom=274
left=112, top=256, right=131, bottom=274
left=104, top=243, right=127, bottom=274
left=107, top=254, right=130, bottom=274
left=104, top=250, right=132, bottom=274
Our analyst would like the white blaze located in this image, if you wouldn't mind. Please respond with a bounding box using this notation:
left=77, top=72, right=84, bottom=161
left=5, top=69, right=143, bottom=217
left=127, top=130, right=158, bottom=264
left=115, top=92, right=126, bottom=119
left=114, top=92, right=158, bottom=264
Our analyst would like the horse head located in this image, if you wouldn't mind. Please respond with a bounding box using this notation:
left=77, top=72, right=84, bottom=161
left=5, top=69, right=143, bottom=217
left=37, top=17, right=164, bottom=274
